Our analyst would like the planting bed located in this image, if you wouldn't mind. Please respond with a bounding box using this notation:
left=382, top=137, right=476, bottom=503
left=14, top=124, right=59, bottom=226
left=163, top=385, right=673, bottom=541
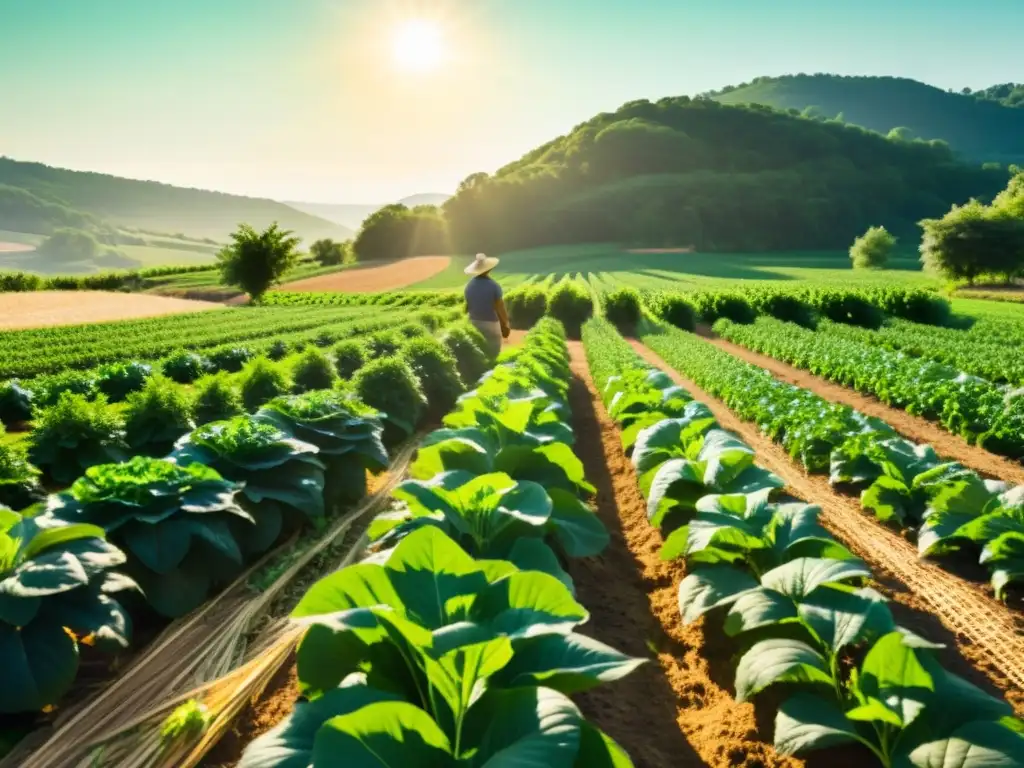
left=0, top=291, right=220, bottom=330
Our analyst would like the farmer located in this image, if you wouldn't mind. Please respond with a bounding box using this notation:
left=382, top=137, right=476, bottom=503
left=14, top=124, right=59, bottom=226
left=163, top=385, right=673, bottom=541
left=464, top=252, right=510, bottom=357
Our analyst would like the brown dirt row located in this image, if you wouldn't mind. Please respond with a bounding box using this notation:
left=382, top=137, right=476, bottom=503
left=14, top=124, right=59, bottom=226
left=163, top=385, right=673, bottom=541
left=694, top=326, right=1024, bottom=486
left=566, top=341, right=799, bottom=768
left=0, top=291, right=220, bottom=330
left=278, top=256, right=450, bottom=293
left=629, top=340, right=1024, bottom=716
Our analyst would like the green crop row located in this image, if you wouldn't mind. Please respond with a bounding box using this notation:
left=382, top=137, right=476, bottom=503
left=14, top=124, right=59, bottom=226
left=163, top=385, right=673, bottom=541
left=505, top=275, right=595, bottom=337
left=237, top=318, right=641, bottom=768
left=258, top=289, right=463, bottom=308
left=582, top=316, right=1024, bottom=766
left=713, top=316, right=1024, bottom=459
left=639, top=322, right=1024, bottom=601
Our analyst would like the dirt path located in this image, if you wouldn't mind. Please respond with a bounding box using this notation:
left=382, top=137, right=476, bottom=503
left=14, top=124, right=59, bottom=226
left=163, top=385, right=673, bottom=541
left=0, top=291, right=219, bottom=329
left=695, top=327, right=1024, bottom=486
left=566, top=341, right=797, bottom=768
left=630, top=340, right=1024, bottom=714
left=279, top=256, right=450, bottom=293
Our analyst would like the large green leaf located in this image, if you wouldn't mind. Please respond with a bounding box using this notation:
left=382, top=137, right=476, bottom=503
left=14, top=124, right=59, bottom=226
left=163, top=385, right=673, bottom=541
left=295, top=623, right=370, bottom=699
left=645, top=458, right=704, bottom=529
left=4, top=549, right=90, bottom=598
left=120, top=518, right=193, bottom=574
left=855, top=631, right=935, bottom=728
left=462, top=686, right=582, bottom=768
left=44, top=589, right=132, bottom=650
left=489, top=633, right=645, bottom=694
left=469, top=572, right=588, bottom=638
left=292, top=564, right=402, bottom=620
left=903, top=720, right=1024, bottom=768
left=20, top=522, right=108, bottom=561
left=573, top=722, right=633, bottom=768
left=723, top=589, right=798, bottom=636
left=506, top=538, right=574, bottom=593
left=759, top=557, right=871, bottom=601
left=0, top=620, right=79, bottom=714
left=734, top=638, right=832, bottom=702
left=135, top=551, right=213, bottom=618
left=677, top=565, right=759, bottom=624
left=547, top=489, right=608, bottom=558
left=773, top=693, right=862, bottom=756
left=798, top=586, right=895, bottom=653
left=413, top=439, right=492, bottom=481
left=862, top=475, right=913, bottom=525
left=313, top=701, right=452, bottom=767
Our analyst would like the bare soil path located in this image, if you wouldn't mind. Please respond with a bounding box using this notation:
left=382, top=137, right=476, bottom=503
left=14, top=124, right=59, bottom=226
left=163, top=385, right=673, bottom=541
left=630, top=340, right=1024, bottom=715
left=695, top=326, right=1024, bottom=486
left=0, top=291, right=219, bottom=330
left=279, top=256, right=450, bottom=293
left=567, top=340, right=797, bottom=768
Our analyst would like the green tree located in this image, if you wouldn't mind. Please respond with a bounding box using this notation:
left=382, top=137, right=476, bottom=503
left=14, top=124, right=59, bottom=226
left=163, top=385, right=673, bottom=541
left=849, top=225, right=896, bottom=269
left=217, top=223, right=300, bottom=301
left=353, top=204, right=448, bottom=262
left=309, top=238, right=345, bottom=266
left=920, top=200, right=1024, bottom=284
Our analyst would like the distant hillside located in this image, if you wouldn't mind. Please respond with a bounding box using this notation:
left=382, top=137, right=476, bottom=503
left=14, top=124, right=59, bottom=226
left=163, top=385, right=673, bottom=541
left=971, top=83, right=1024, bottom=108
left=284, top=193, right=451, bottom=231
left=443, top=96, right=1008, bottom=254
left=0, top=157, right=351, bottom=243
left=709, top=75, right=1024, bottom=166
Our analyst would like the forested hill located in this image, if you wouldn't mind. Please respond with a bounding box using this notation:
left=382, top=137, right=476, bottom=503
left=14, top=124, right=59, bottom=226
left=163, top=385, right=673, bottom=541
left=442, top=97, right=1008, bottom=254
left=709, top=75, right=1024, bottom=166
left=0, top=157, right=351, bottom=242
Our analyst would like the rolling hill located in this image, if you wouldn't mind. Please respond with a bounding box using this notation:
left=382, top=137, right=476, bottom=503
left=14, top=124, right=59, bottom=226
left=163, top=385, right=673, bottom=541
left=284, top=193, right=451, bottom=231
left=0, top=157, right=351, bottom=243
left=709, top=75, right=1024, bottom=166
left=442, top=96, right=1008, bottom=254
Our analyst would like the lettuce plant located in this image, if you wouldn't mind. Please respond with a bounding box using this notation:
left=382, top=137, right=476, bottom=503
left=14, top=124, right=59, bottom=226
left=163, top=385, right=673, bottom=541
left=49, top=457, right=249, bottom=618
left=1, top=506, right=137, bottom=712
left=239, top=527, right=638, bottom=768
left=257, top=390, right=387, bottom=506
left=172, top=417, right=325, bottom=553
left=0, top=440, right=44, bottom=511
left=95, top=361, right=153, bottom=402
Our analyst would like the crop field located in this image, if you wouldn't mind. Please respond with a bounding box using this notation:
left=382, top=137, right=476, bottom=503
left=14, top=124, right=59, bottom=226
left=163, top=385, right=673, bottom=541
left=3, top=273, right=1024, bottom=768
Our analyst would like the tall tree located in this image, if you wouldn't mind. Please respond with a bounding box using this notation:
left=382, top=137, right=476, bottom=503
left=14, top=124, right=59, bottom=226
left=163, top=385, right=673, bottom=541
left=217, top=223, right=300, bottom=301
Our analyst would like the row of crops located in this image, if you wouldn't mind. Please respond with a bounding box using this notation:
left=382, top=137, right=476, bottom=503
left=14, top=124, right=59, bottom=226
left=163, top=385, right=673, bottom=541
left=636, top=322, right=1024, bottom=601
left=237, top=319, right=642, bottom=767
left=581, top=316, right=1024, bottom=766
left=1, top=311, right=498, bottom=718
left=713, top=316, right=1024, bottom=459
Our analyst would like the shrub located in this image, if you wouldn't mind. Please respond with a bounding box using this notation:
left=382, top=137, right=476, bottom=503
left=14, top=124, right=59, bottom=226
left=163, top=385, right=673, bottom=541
left=124, top=376, right=196, bottom=455
left=547, top=280, right=594, bottom=337
left=396, top=322, right=427, bottom=339
left=748, top=290, right=816, bottom=328
left=850, top=225, right=896, bottom=269
left=0, top=440, right=44, bottom=510
left=808, top=289, right=884, bottom=329
left=292, top=346, right=338, bottom=393
left=33, top=370, right=98, bottom=407
left=506, top=287, right=548, bottom=328
left=418, top=311, right=442, bottom=331
left=208, top=346, right=254, bottom=373
left=29, top=392, right=127, bottom=485
left=267, top=339, right=290, bottom=361
left=441, top=325, right=491, bottom=384
left=193, top=373, right=244, bottom=425
left=690, top=291, right=757, bottom=324
left=364, top=331, right=401, bottom=360
left=162, top=350, right=209, bottom=383
left=645, top=292, right=697, bottom=332
left=0, top=380, right=34, bottom=426
left=872, top=287, right=952, bottom=326
left=96, top=361, right=153, bottom=402
left=603, top=287, right=642, bottom=333
left=401, top=337, right=464, bottom=416
left=333, top=340, right=367, bottom=379
left=352, top=358, right=426, bottom=445
left=240, top=357, right=292, bottom=411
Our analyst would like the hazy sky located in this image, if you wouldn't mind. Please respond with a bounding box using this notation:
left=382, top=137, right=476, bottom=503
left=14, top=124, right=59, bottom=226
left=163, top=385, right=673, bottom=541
left=2, top=0, right=1022, bottom=203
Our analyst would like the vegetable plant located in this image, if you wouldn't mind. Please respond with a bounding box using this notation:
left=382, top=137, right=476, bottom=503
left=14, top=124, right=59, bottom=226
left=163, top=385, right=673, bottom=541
left=291, top=346, right=338, bottom=393
left=0, top=441, right=44, bottom=511
left=123, top=375, right=196, bottom=456
left=95, top=361, right=153, bottom=402
left=193, top=373, right=244, bottom=425
left=239, top=356, right=291, bottom=412
left=401, top=336, right=465, bottom=417
left=29, top=392, right=127, bottom=486
left=352, top=357, right=427, bottom=445
left=332, top=339, right=366, bottom=379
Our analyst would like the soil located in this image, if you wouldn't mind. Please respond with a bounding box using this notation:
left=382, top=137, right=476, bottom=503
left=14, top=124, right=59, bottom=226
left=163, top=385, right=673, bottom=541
left=566, top=341, right=800, bottom=768
left=0, top=291, right=219, bottom=330
left=695, top=326, right=1024, bottom=487
left=0, top=242, right=34, bottom=253
left=278, top=256, right=451, bottom=293
left=630, top=340, right=1024, bottom=716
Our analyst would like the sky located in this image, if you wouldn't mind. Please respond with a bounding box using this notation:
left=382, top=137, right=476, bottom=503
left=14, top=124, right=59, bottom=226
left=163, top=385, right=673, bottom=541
left=1, top=0, right=1022, bottom=203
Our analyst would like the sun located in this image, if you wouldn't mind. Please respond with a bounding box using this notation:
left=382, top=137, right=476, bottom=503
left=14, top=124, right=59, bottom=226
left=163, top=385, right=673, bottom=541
left=392, top=19, right=445, bottom=73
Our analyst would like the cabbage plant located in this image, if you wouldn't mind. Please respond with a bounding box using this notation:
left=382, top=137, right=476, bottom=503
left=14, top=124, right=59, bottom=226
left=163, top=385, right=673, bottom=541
left=1, top=506, right=137, bottom=712
left=171, top=417, right=326, bottom=554
left=238, top=527, right=639, bottom=768
left=49, top=457, right=249, bottom=618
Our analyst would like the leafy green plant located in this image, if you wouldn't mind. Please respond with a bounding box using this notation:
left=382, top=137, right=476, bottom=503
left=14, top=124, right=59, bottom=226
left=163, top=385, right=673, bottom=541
left=352, top=357, right=427, bottom=445
left=0, top=380, right=33, bottom=426
left=547, top=280, right=594, bottom=337
left=172, top=416, right=326, bottom=552
left=95, top=361, right=153, bottom=402
left=644, top=291, right=697, bottom=332
left=364, top=331, right=401, bottom=360
left=123, top=375, right=196, bottom=456
left=291, top=346, right=338, bottom=393
left=257, top=390, right=387, bottom=506
left=689, top=291, right=756, bottom=324
left=441, top=324, right=492, bottom=384
left=332, top=339, right=366, bottom=379
left=267, top=339, right=290, bottom=361
left=161, top=350, right=209, bottom=384
left=506, top=286, right=548, bottom=328
left=0, top=441, right=44, bottom=511
left=193, top=373, right=244, bottom=425
left=239, top=526, right=638, bottom=768
left=401, top=337, right=465, bottom=417
left=0, top=506, right=137, bottom=713
left=32, top=370, right=98, bottom=408
left=160, top=699, right=212, bottom=746
left=29, top=392, right=127, bottom=486
left=603, top=287, right=642, bottom=333
left=240, top=356, right=291, bottom=412
left=50, top=456, right=249, bottom=618
left=207, top=346, right=254, bottom=373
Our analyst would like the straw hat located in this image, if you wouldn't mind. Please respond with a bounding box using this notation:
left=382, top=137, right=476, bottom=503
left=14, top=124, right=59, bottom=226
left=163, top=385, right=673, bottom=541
left=464, top=253, right=500, bottom=276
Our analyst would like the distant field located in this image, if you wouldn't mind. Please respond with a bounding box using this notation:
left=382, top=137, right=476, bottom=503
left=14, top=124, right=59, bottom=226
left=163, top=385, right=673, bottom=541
left=121, top=243, right=218, bottom=267
left=280, top=256, right=451, bottom=293
left=408, top=244, right=938, bottom=291
left=0, top=291, right=219, bottom=329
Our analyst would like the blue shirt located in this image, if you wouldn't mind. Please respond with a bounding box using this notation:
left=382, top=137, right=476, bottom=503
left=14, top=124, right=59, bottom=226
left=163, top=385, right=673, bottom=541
left=464, top=276, right=502, bottom=322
